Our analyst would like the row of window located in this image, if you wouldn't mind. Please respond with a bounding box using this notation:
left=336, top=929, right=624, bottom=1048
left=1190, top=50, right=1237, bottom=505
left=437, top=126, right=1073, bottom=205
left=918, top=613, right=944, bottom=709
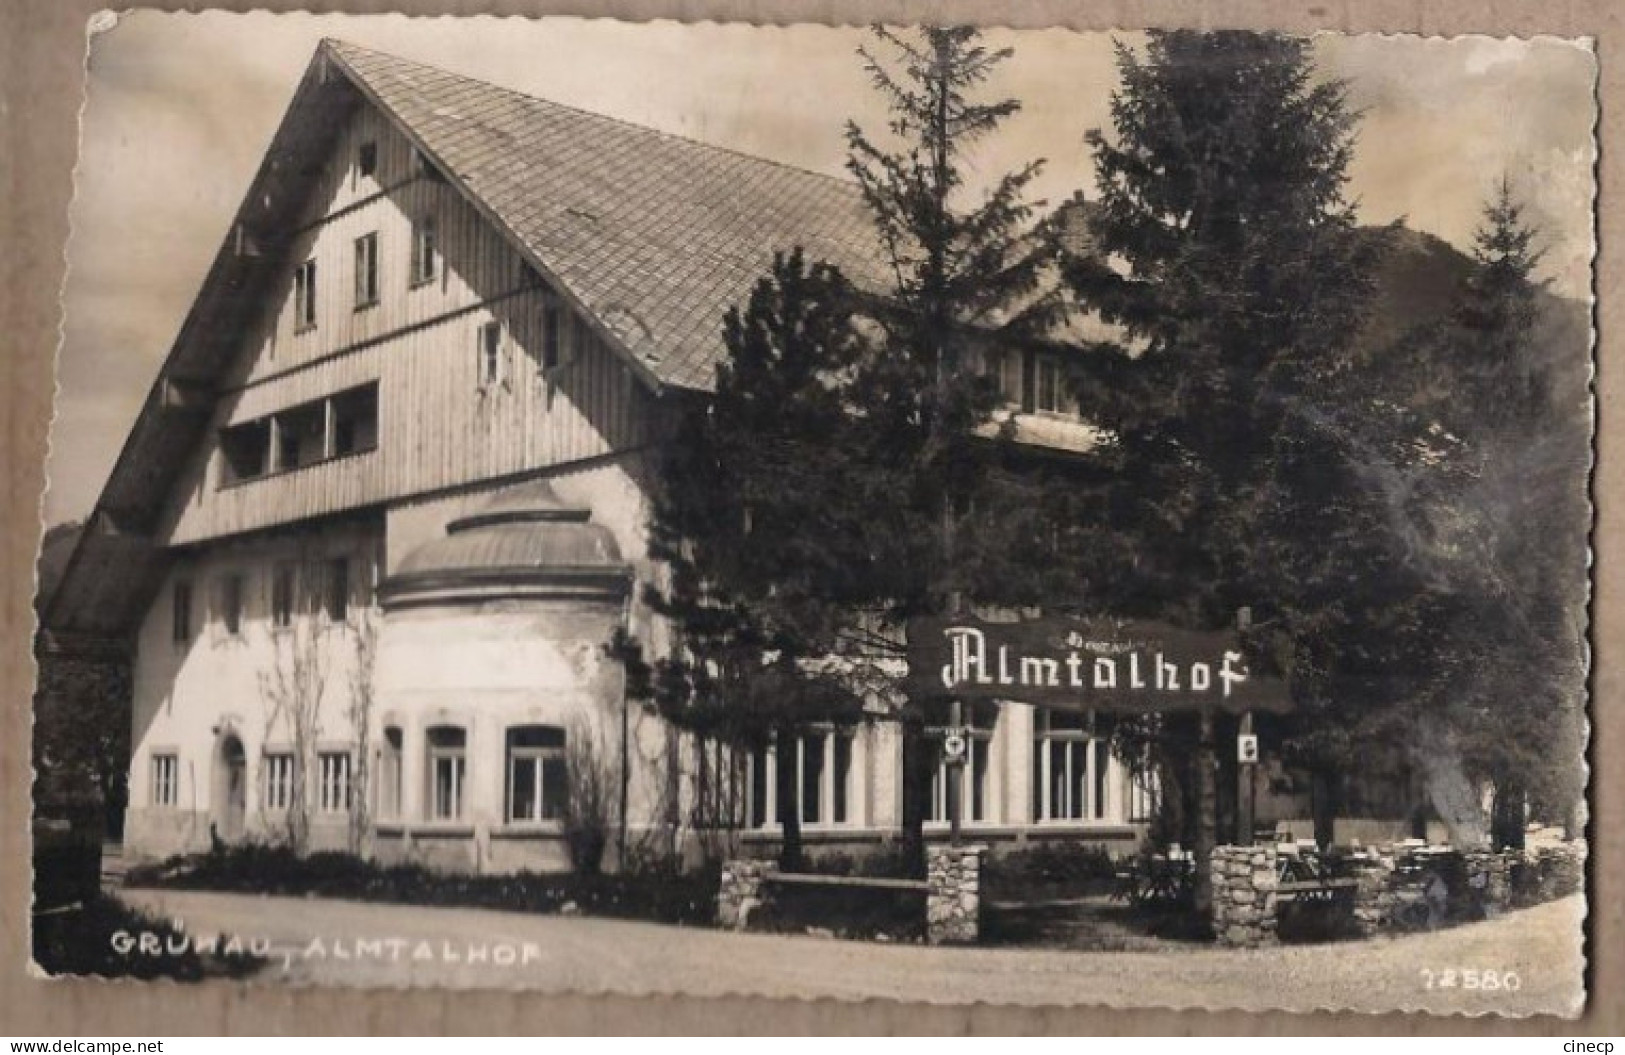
left=705, top=712, right=1143, bottom=830
left=219, top=382, right=379, bottom=486
left=996, top=349, right=1073, bottom=416
left=294, top=138, right=442, bottom=333
left=148, top=717, right=1153, bottom=828
left=151, top=750, right=353, bottom=813
left=171, top=555, right=361, bottom=646
left=291, top=217, right=435, bottom=330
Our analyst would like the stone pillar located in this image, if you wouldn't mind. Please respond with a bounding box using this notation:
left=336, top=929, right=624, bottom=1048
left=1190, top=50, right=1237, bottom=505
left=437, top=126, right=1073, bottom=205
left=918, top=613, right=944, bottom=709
left=926, top=844, right=984, bottom=945
left=1350, top=847, right=1397, bottom=936
left=717, top=858, right=769, bottom=930
left=1210, top=843, right=1278, bottom=947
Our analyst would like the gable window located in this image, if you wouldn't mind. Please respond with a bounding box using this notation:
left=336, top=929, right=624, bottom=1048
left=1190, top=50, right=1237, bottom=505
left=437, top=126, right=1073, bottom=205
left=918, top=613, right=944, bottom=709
left=357, top=140, right=378, bottom=180
left=171, top=580, right=193, bottom=646
left=426, top=726, right=466, bottom=821
left=1033, top=708, right=1111, bottom=823
left=477, top=321, right=504, bottom=388
left=218, top=573, right=244, bottom=637
left=377, top=727, right=403, bottom=819
left=271, top=564, right=296, bottom=630
left=323, top=557, right=349, bottom=622
left=506, top=726, right=567, bottom=823
left=317, top=751, right=352, bottom=814
left=293, top=259, right=317, bottom=332
left=263, top=752, right=295, bottom=812
left=354, top=232, right=379, bottom=309
left=150, top=753, right=178, bottom=808
left=541, top=304, right=563, bottom=371
left=410, top=216, right=438, bottom=286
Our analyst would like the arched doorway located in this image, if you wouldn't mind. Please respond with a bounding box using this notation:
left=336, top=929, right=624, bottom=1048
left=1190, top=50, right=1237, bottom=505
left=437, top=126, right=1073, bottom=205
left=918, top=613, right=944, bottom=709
left=213, top=733, right=247, bottom=843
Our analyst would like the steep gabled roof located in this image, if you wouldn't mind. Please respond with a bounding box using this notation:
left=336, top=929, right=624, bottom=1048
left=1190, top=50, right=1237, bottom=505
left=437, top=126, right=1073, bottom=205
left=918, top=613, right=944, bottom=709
left=44, top=39, right=893, bottom=637
left=325, top=39, right=888, bottom=391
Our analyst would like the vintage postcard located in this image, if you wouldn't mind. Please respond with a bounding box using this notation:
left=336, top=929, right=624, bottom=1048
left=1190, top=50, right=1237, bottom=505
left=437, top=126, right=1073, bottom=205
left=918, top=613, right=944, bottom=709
left=30, top=11, right=1595, bottom=1016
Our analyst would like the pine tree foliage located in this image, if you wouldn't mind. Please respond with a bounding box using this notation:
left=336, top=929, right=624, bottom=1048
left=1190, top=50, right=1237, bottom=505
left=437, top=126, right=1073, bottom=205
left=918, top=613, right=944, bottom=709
left=637, top=26, right=1072, bottom=869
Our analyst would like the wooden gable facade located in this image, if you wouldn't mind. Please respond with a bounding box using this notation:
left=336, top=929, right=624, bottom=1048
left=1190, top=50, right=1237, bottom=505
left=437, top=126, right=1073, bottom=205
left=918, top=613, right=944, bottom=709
left=158, top=79, right=650, bottom=550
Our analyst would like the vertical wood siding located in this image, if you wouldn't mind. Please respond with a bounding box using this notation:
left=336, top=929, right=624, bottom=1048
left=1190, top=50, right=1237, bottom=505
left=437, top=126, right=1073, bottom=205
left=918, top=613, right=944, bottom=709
left=163, top=97, right=650, bottom=547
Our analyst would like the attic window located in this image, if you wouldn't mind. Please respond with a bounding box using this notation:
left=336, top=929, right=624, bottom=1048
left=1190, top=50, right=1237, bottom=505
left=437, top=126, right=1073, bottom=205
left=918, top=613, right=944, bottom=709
left=411, top=216, right=438, bottom=286
left=354, top=232, right=379, bottom=309
left=411, top=147, right=443, bottom=182
left=293, top=259, right=317, bottom=332
left=358, top=141, right=378, bottom=179
left=478, top=321, right=504, bottom=388
left=541, top=304, right=563, bottom=371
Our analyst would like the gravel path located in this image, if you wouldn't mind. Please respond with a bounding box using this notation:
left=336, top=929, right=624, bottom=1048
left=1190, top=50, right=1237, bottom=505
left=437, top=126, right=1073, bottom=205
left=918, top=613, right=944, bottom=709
left=115, top=887, right=1586, bottom=1016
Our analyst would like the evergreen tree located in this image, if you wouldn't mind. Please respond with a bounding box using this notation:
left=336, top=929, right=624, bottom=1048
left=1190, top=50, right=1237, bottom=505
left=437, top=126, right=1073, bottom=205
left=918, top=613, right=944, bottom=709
left=638, top=250, right=871, bottom=869
left=1409, top=181, right=1587, bottom=847
left=1059, top=31, right=1387, bottom=912
left=843, top=24, right=1068, bottom=866
left=641, top=25, right=1070, bottom=873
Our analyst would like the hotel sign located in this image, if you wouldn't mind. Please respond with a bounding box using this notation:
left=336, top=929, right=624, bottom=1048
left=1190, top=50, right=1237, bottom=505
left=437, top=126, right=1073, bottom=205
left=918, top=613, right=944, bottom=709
left=906, top=614, right=1291, bottom=716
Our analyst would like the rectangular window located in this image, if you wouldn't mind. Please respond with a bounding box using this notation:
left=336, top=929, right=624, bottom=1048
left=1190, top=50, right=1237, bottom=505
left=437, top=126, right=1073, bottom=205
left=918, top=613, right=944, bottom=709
left=271, top=564, right=296, bottom=630
left=541, top=304, right=563, bottom=371
left=800, top=732, right=825, bottom=825
left=477, top=321, right=503, bottom=388
left=317, top=751, right=351, bottom=814
left=330, top=383, right=379, bottom=457
left=273, top=401, right=324, bottom=472
left=357, top=140, right=378, bottom=179
left=219, top=420, right=271, bottom=484
left=411, top=216, right=438, bottom=286
left=749, top=744, right=770, bottom=829
left=293, top=259, right=317, bottom=331
left=506, top=726, right=567, bottom=823
left=218, top=574, right=244, bottom=637
left=171, top=580, right=193, bottom=645
left=1035, top=354, right=1064, bottom=414
left=354, top=232, right=379, bottom=308
left=1034, top=709, right=1108, bottom=822
left=427, top=727, right=466, bottom=821
left=150, top=753, right=178, bottom=808
left=263, top=752, right=295, bottom=812
left=323, top=557, right=349, bottom=622
left=378, top=727, right=403, bottom=819
left=691, top=738, right=750, bottom=830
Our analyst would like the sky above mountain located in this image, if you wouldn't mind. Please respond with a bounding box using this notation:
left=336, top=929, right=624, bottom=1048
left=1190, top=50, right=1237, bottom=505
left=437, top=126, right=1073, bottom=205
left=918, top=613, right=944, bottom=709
left=46, top=13, right=1597, bottom=524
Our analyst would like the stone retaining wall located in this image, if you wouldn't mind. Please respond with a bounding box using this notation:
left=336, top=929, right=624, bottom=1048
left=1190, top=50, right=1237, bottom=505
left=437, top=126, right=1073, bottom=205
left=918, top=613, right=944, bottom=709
left=1210, top=844, right=1279, bottom=947
left=925, top=844, right=984, bottom=945
left=716, top=846, right=985, bottom=944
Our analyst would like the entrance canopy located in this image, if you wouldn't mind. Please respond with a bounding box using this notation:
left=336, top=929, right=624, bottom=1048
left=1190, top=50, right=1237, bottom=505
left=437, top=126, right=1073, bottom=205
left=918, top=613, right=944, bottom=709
left=906, top=614, right=1290, bottom=716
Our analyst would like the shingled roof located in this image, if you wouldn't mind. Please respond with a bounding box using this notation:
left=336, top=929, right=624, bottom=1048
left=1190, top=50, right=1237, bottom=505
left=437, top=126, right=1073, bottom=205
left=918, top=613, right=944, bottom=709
left=326, top=39, right=889, bottom=392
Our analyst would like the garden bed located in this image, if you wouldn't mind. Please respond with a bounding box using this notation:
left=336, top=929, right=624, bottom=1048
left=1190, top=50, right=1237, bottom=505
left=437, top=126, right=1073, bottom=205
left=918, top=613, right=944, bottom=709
left=125, top=844, right=718, bottom=926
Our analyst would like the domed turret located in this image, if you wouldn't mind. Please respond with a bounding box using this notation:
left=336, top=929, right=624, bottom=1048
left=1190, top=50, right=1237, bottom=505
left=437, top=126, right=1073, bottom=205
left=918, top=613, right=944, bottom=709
left=381, top=479, right=630, bottom=608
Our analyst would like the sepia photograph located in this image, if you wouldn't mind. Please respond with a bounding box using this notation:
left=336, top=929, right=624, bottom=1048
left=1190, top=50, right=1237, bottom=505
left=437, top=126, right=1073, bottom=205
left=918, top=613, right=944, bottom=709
left=29, top=11, right=1595, bottom=1017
